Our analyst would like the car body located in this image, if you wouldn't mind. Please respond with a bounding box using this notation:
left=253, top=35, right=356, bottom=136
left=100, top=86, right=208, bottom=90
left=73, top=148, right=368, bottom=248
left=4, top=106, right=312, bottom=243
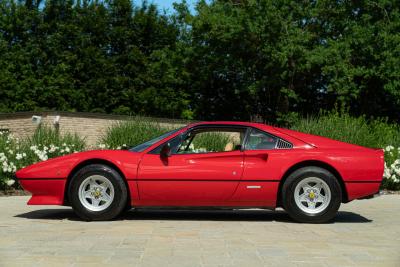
left=15, top=121, right=384, bottom=222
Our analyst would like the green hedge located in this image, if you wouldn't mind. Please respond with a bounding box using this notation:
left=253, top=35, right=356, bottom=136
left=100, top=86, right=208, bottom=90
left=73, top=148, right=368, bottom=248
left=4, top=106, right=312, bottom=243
left=291, top=111, right=400, bottom=149
left=100, top=118, right=172, bottom=149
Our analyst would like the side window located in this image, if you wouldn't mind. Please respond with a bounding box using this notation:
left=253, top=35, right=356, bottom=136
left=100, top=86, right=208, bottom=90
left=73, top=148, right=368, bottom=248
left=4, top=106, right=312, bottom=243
left=245, top=129, right=278, bottom=150
left=149, top=127, right=247, bottom=155
left=177, top=128, right=246, bottom=154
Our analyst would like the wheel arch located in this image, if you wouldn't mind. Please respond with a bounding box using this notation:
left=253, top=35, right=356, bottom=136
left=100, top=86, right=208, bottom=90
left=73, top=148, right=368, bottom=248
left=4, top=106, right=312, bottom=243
left=276, top=160, right=348, bottom=207
left=63, top=158, right=131, bottom=206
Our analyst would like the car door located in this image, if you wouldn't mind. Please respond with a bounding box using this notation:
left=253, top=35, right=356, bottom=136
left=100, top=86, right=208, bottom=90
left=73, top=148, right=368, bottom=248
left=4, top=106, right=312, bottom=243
left=229, top=128, right=282, bottom=205
left=136, top=127, right=246, bottom=205
left=242, top=128, right=279, bottom=181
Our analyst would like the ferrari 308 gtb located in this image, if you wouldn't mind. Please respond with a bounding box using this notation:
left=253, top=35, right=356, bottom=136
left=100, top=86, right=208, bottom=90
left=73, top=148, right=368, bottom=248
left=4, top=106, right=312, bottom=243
left=15, top=121, right=384, bottom=223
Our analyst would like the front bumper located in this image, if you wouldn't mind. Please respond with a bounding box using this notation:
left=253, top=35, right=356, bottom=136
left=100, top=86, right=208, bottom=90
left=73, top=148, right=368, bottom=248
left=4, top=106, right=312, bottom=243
left=18, top=178, right=66, bottom=205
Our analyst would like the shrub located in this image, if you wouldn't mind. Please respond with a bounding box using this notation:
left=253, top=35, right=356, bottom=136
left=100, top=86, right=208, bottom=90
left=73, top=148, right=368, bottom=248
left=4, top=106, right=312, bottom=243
left=190, top=132, right=232, bottom=152
left=291, top=111, right=400, bottom=148
left=0, top=125, right=86, bottom=189
left=383, top=146, right=400, bottom=191
left=100, top=118, right=176, bottom=149
left=0, top=132, right=19, bottom=187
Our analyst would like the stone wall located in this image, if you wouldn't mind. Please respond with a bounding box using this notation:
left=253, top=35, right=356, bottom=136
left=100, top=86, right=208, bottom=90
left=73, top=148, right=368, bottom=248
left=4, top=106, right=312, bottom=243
left=0, top=112, right=186, bottom=146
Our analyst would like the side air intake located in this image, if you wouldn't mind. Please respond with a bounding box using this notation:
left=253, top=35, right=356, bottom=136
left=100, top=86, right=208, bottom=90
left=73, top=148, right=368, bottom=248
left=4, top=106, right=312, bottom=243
left=276, top=139, right=293, bottom=149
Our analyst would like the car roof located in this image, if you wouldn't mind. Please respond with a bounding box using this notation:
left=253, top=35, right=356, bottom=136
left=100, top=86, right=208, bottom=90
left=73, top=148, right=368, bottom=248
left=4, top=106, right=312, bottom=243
left=186, top=121, right=275, bottom=131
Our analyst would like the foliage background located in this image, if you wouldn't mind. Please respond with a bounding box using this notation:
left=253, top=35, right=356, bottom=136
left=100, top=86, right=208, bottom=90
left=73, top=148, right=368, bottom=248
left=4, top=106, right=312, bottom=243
left=0, top=0, right=399, bottom=124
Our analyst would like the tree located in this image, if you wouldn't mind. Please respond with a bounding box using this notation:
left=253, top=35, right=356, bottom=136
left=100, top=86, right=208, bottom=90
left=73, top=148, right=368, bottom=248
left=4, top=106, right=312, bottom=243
left=0, top=0, right=399, bottom=123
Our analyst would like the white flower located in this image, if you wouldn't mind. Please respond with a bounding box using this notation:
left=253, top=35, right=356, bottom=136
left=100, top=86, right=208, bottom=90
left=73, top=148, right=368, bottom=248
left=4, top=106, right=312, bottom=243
left=16, top=153, right=23, bottom=160
left=31, top=148, right=48, bottom=161
left=385, top=145, right=394, bottom=152
left=49, top=145, right=58, bottom=153
left=383, top=164, right=391, bottom=178
left=5, top=179, right=15, bottom=186
left=384, top=157, right=400, bottom=185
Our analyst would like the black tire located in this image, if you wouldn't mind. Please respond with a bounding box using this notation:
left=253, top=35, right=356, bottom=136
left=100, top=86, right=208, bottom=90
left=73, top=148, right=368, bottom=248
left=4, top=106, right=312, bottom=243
left=68, top=164, right=128, bottom=221
left=281, top=166, right=342, bottom=223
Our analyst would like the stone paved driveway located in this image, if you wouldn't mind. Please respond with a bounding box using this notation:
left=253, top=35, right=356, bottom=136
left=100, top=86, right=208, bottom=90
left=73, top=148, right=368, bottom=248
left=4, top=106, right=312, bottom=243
left=0, top=195, right=399, bottom=267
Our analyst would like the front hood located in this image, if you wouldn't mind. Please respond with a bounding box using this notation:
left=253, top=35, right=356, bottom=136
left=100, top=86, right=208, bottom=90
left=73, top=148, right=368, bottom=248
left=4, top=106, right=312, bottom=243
left=16, top=149, right=141, bottom=179
left=274, top=127, right=374, bottom=151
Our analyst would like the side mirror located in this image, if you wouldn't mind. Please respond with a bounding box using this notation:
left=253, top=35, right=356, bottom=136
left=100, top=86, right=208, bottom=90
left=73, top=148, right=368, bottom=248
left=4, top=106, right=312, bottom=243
left=160, top=143, right=172, bottom=158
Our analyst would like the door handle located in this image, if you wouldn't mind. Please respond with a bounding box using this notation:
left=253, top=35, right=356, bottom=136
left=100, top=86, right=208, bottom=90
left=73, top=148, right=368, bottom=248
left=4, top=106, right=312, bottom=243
left=251, top=153, right=268, bottom=160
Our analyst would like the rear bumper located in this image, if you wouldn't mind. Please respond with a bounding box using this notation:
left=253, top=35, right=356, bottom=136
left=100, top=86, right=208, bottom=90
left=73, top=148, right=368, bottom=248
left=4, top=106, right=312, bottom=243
left=18, top=178, right=66, bottom=205
left=345, top=181, right=382, bottom=201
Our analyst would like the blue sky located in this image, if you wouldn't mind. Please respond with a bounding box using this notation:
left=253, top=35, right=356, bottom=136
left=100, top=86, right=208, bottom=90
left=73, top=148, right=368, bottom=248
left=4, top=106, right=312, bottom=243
left=148, top=0, right=199, bottom=13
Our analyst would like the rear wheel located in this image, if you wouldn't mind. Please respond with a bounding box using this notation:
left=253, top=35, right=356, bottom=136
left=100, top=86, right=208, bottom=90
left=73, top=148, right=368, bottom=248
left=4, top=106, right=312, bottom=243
left=69, top=164, right=128, bottom=221
left=282, top=166, right=342, bottom=223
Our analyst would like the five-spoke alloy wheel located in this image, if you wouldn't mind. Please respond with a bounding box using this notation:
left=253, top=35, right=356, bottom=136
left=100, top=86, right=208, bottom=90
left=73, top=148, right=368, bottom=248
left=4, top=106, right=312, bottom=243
left=78, top=175, right=115, bottom=212
left=294, top=177, right=331, bottom=214
left=69, top=164, right=128, bottom=221
left=282, top=166, right=342, bottom=223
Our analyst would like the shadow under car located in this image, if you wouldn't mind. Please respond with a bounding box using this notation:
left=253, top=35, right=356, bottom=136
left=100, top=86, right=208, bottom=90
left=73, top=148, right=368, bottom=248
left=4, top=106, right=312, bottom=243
left=15, top=208, right=372, bottom=223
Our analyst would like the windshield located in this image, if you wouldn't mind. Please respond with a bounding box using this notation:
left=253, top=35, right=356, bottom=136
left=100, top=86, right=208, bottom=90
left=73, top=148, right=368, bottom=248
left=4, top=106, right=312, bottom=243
left=129, top=128, right=183, bottom=152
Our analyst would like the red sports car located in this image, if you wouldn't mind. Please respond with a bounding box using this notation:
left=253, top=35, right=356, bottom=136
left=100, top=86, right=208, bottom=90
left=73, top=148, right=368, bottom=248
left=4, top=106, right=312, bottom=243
left=16, top=121, right=384, bottom=223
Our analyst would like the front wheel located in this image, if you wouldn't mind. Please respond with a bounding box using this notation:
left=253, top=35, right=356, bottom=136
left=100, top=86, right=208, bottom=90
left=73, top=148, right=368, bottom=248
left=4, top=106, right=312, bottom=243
left=282, top=167, right=342, bottom=223
left=68, top=164, right=128, bottom=221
